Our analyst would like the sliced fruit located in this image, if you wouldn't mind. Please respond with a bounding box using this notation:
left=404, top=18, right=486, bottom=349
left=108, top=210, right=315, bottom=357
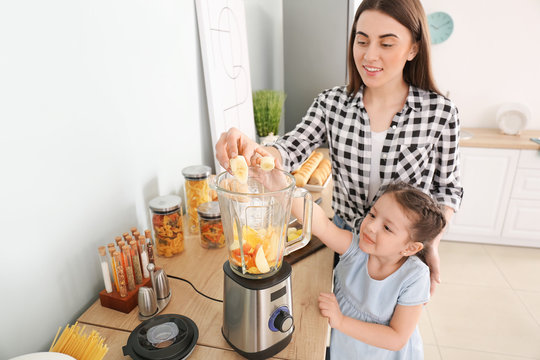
left=255, top=246, right=270, bottom=273
left=260, top=156, right=275, bottom=171
left=230, top=155, right=248, bottom=184
left=230, top=241, right=240, bottom=251
left=287, top=228, right=302, bottom=242
left=287, top=227, right=297, bottom=235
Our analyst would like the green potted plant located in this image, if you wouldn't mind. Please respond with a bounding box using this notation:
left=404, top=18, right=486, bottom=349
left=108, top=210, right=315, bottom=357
left=252, top=90, right=286, bottom=145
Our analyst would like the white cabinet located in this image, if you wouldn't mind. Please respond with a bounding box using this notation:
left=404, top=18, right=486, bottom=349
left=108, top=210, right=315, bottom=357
left=443, top=148, right=540, bottom=247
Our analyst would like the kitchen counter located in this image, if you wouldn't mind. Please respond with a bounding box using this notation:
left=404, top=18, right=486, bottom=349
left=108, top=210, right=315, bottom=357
left=460, top=127, right=540, bottom=150
left=78, top=224, right=334, bottom=359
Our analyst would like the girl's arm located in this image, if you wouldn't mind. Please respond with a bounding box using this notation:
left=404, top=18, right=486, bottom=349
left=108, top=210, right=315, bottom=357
left=291, top=199, right=352, bottom=255
left=319, top=293, right=423, bottom=351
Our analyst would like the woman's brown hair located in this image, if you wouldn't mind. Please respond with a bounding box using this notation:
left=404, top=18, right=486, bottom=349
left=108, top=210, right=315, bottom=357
left=346, top=0, right=441, bottom=96
left=383, top=182, right=446, bottom=264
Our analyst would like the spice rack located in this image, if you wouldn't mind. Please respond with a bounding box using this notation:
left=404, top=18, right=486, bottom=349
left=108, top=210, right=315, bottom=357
left=99, top=276, right=152, bottom=313
left=98, top=227, right=157, bottom=314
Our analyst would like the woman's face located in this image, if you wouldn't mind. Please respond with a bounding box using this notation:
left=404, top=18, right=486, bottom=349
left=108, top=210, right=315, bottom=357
left=353, top=10, right=418, bottom=90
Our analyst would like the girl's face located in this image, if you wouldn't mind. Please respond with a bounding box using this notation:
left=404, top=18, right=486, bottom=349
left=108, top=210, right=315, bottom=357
left=359, top=193, right=415, bottom=259
left=353, top=10, right=418, bottom=90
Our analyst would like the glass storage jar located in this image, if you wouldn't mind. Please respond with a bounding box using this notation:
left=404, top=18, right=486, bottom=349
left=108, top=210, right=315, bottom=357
left=182, top=165, right=211, bottom=234
left=148, top=195, right=184, bottom=257
left=197, top=201, right=225, bottom=249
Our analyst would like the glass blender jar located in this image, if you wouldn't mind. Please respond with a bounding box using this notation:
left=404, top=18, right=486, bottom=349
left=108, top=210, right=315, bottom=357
left=214, top=166, right=313, bottom=279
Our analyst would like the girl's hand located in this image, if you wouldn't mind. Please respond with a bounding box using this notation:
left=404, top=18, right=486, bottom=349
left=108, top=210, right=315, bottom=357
left=318, top=292, right=344, bottom=329
left=215, top=127, right=274, bottom=171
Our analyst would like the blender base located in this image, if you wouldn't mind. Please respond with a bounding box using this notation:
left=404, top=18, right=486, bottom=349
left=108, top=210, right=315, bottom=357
left=222, top=261, right=295, bottom=359
left=222, top=327, right=293, bottom=360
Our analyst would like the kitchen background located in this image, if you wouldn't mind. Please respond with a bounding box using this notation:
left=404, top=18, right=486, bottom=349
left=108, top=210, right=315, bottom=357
left=0, top=0, right=538, bottom=358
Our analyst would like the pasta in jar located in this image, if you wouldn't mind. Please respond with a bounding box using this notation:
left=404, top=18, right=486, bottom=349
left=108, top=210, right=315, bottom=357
left=182, top=165, right=211, bottom=233
left=197, top=201, right=225, bottom=249
left=148, top=195, right=184, bottom=257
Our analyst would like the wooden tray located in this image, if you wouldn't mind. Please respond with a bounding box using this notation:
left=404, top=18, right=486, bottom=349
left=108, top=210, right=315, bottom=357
left=99, top=276, right=152, bottom=313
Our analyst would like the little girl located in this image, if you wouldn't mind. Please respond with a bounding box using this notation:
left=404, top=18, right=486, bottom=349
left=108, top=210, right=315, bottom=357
left=292, top=181, right=446, bottom=359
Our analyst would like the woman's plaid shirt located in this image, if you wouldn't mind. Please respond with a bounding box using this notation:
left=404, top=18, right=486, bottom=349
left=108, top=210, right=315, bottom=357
left=273, top=85, right=463, bottom=230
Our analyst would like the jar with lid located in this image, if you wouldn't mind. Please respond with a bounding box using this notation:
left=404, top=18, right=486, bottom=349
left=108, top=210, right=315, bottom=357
left=148, top=195, right=184, bottom=257
left=197, top=201, right=225, bottom=249
left=182, top=165, right=212, bottom=234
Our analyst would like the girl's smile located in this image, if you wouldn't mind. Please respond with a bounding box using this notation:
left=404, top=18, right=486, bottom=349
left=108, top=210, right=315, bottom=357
left=362, top=232, right=376, bottom=245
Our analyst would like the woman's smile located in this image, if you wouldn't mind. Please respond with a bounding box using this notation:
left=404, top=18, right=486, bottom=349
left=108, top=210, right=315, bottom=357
left=363, top=65, right=383, bottom=76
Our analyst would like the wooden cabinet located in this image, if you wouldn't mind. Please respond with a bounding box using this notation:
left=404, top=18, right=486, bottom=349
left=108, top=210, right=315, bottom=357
left=443, top=147, right=540, bottom=248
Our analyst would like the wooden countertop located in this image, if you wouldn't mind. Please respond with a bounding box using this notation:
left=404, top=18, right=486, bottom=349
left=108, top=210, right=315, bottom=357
left=460, top=127, right=540, bottom=150
left=79, top=324, right=259, bottom=360
left=78, top=225, right=334, bottom=359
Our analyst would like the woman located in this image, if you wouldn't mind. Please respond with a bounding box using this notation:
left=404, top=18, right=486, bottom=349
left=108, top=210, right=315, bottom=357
left=215, top=0, right=463, bottom=295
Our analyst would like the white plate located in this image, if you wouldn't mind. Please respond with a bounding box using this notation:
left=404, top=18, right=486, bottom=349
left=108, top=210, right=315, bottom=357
left=9, top=353, right=76, bottom=360
left=496, top=103, right=530, bottom=135
left=303, top=175, right=331, bottom=192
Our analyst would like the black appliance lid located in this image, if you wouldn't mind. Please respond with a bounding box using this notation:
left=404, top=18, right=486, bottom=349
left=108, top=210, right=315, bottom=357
left=122, top=314, right=198, bottom=360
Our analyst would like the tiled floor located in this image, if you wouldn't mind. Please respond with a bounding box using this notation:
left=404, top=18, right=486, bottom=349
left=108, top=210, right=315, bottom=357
left=420, top=241, right=540, bottom=359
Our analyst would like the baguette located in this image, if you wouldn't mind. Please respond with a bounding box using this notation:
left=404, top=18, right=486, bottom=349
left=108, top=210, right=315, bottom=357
left=293, top=151, right=323, bottom=187
left=308, top=158, right=331, bottom=185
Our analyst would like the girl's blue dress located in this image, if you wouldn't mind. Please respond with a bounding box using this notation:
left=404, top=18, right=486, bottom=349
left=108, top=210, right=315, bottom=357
left=330, top=233, right=430, bottom=359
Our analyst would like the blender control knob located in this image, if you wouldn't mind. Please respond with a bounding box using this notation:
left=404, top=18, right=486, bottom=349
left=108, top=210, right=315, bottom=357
left=274, top=310, right=293, bottom=333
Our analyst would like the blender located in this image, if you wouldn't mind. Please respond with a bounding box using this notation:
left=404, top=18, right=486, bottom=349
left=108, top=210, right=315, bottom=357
left=215, top=166, right=313, bottom=359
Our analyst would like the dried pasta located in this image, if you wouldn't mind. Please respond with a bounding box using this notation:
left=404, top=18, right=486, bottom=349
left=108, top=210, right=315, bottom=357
left=49, top=322, right=108, bottom=360
left=185, top=178, right=210, bottom=232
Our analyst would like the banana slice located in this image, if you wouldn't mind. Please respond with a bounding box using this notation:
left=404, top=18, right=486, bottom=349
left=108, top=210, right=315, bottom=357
left=255, top=246, right=270, bottom=273
left=230, top=155, right=248, bottom=184
left=260, top=156, right=275, bottom=171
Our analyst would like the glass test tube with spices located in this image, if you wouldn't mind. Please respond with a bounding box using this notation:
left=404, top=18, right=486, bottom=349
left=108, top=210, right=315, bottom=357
left=149, top=195, right=185, bottom=257
left=122, top=245, right=136, bottom=291
left=108, top=244, right=120, bottom=292
left=138, top=237, right=150, bottom=278
left=113, top=251, right=128, bottom=297
left=145, top=229, right=154, bottom=247
left=182, top=165, right=211, bottom=234
left=98, top=246, right=113, bottom=293
left=197, top=201, right=225, bottom=249
left=129, top=240, right=143, bottom=284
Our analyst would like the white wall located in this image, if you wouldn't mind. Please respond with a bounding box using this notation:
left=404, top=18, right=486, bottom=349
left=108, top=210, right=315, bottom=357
left=245, top=0, right=284, bottom=92
left=0, top=1, right=214, bottom=358
left=245, top=0, right=285, bottom=134
left=423, top=0, right=540, bottom=129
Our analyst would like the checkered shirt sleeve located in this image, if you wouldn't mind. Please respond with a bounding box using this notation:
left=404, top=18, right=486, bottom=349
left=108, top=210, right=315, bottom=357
left=273, top=85, right=463, bottom=230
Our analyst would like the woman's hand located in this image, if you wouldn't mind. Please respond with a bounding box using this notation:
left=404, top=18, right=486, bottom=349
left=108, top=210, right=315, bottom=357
left=425, top=240, right=441, bottom=296
left=215, top=127, right=274, bottom=170
left=318, top=292, right=344, bottom=329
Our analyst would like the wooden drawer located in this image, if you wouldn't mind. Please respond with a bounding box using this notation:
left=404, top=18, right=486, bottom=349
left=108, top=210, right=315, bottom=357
left=518, top=149, right=540, bottom=169
left=511, top=169, right=540, bottom=200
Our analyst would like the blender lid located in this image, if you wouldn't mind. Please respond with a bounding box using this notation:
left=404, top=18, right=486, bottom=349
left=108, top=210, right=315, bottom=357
left=197, top=201, right=221, bottom=219
left=122, top=314, right=198, bottom=360
left=182, top=165, right=211, bottom=180
left=149, top=195, right=182, bottom=213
